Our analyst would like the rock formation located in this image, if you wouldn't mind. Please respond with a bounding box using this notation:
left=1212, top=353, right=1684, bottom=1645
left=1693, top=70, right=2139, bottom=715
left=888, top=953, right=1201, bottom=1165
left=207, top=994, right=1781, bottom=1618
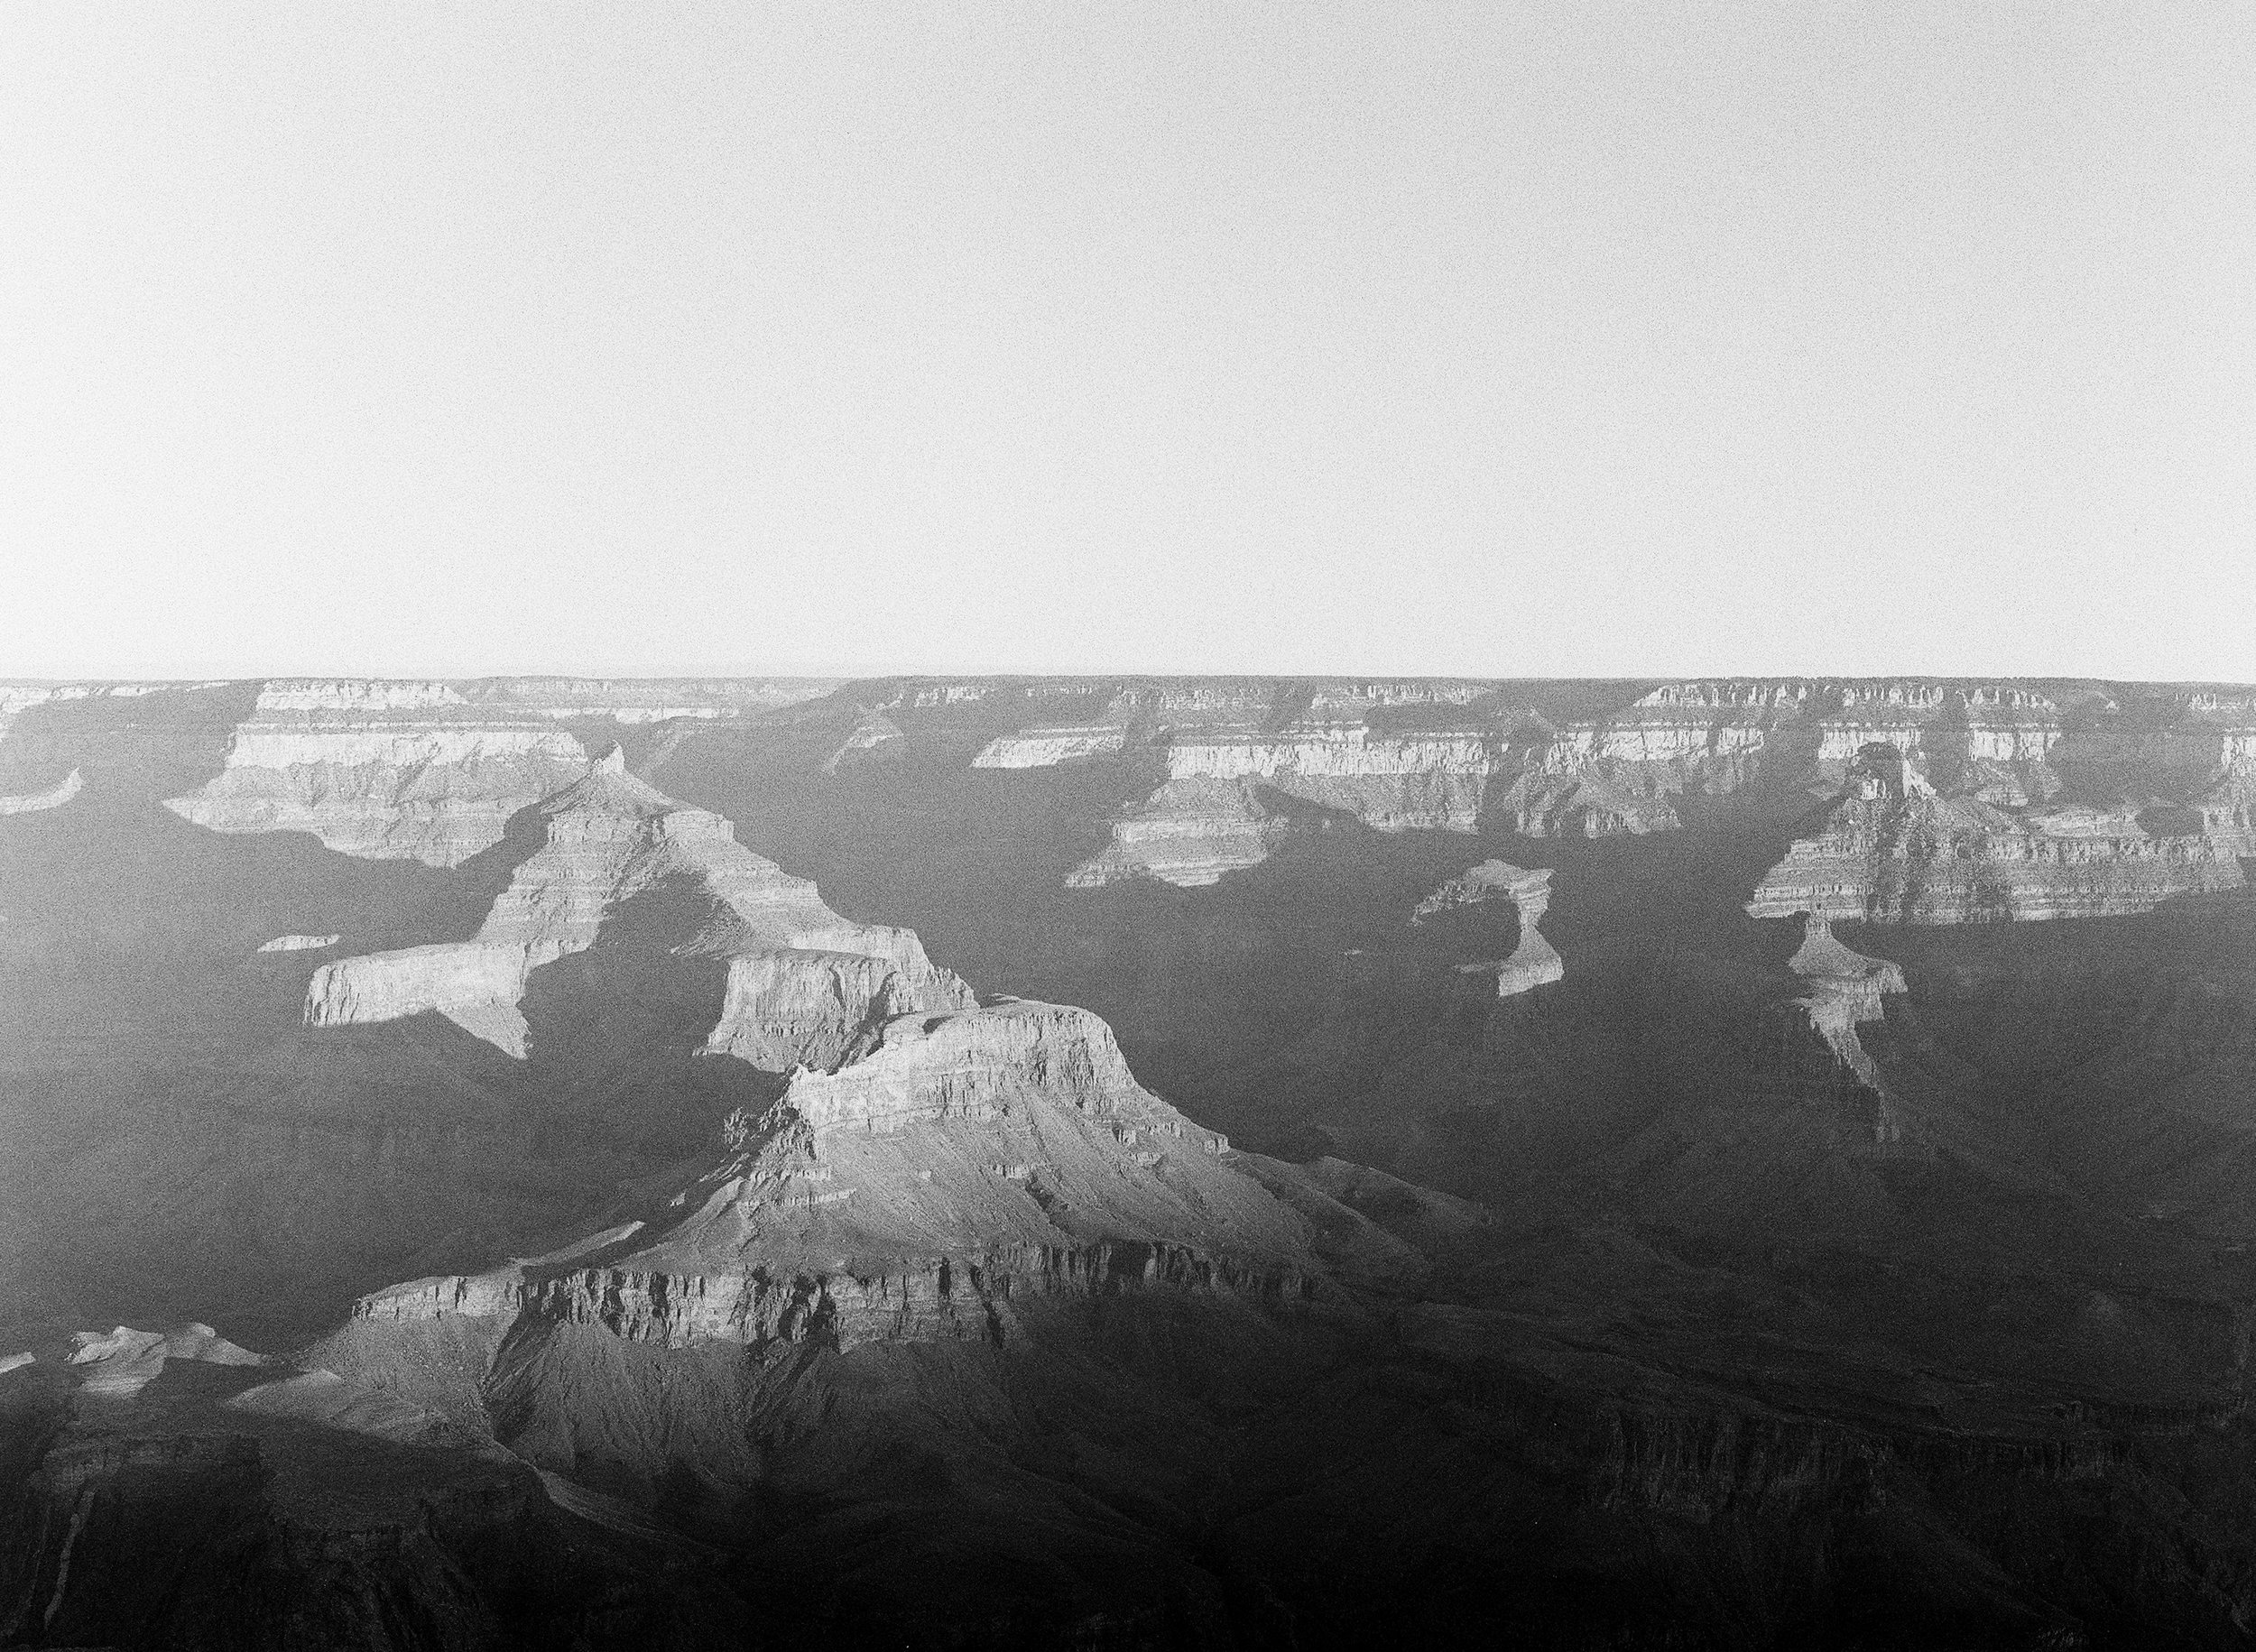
left=305, top=754, right=972, bottom=1060
left=1066, top=775, right=1289, bottom=887
left=1782, top=914, right=1909, bottom=1138
left=254, top=932, right=340, bottom=952
left=2183, top=696, right=2256, bottom=855
left=972, top=724, right=1128, bottom=767
left=0, top=768, right=80, bottom=815
left=64, top=1321, right=269, bottom=1398
left=28, top=672, right=2256, bottom=1649
left=1495, top=682, right=1799, bottom=836
left=1750, top=744, right=2246, bottom=923
left=3, top=1318, right=722, bottom=1649
left=820, top=708, right=904, bottom=774
left=1417, top=861, right=1566, bottom=997
left=349, top=996, right=1309, bottom=1353
left=165, top=678, right=591, bottom=865
left=457, top=675, right=837, bottom=723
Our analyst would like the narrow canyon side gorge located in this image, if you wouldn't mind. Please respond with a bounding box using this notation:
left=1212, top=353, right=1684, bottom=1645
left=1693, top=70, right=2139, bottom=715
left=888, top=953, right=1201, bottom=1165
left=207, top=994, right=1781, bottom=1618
left=7, top=673, right=2256, bottom=1649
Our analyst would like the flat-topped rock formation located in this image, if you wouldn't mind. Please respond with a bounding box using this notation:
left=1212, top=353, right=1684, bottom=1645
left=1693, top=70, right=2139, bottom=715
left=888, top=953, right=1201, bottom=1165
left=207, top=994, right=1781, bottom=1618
left=940, top=678, right=2245, bottom=870
left=165, top=678, right=592, bottom=865
left=456, top=675, right=838, bottom=722
left=973, top=724, right=1130, bottom=768
left=305, top=753, right=971, bottom=1060
left=152, top=677, right=850, bottom=867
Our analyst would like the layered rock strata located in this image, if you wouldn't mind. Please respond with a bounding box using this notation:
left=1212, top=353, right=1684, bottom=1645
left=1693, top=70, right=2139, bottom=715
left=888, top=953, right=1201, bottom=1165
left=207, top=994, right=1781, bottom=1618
left=1067, top=776, right=1288, bottom=887
left=165, top=679, right=590, bottom=865
left=1750, top=747, right=2245, bottom=923
left=458, top=675, right=837, bottom=723
left=1497, top=682, right=1798, bottom=836
left=2186, top=699, right=2256, bottom=854
left=973, top=725, right=1129, bottom=768
left=350, top=998, right=1311, bottom=1352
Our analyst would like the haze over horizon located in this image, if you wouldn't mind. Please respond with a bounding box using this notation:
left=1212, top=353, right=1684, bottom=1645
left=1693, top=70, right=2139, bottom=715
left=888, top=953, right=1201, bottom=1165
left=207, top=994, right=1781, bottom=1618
left=6, top=3, right=2254, bottom=682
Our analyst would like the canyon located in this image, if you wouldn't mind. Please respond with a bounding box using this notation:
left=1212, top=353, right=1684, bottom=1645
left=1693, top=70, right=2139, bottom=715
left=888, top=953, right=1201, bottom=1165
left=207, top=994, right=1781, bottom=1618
left=6, top=673, right=2256, bottom=1649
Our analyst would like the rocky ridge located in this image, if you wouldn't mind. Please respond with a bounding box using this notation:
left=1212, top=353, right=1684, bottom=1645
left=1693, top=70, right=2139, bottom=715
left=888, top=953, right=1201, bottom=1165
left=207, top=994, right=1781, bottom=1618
left=306, top=751, right=971, bottom=1060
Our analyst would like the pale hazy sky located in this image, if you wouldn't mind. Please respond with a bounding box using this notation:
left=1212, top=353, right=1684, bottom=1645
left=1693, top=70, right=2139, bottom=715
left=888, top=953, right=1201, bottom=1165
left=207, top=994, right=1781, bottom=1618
left=4, top=5, right=2252, bottom=680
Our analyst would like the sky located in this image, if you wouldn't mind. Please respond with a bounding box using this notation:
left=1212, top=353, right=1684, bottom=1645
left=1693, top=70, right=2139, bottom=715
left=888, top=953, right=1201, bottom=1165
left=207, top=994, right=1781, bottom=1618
left=3, top=4, right=2252, bottom=682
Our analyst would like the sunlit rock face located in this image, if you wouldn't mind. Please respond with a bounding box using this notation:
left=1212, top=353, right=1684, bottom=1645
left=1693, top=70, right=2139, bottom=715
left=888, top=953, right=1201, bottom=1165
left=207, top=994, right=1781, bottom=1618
left=1782, top=913, right=1909, bottom=1140
left=973, top=725, right=1129, bottom=768
left=822, top=709, right=904, bottom=774
left=302, top=755, right=972, bottom=1060
left=699, top=948, right=925, bottom=1073
left=1065, top=776, right=1288, bottom=887
left=164, top=678, right=591, bottom=866
left=1019, top=679, right=1508, bottom=885
left=1164, top=726, right=1494, bottom=831
left=1415, top=860, right=1565, bottom=998
left=2178, top=693, right=2256, bottom=855
left=255, top=932, right=339, bottom=953
left=345, top=995, right=1309, bottom=1353
left=1749, top=744, right=2245, bottom=923
left=1499, top=682, right=1797, bottom=837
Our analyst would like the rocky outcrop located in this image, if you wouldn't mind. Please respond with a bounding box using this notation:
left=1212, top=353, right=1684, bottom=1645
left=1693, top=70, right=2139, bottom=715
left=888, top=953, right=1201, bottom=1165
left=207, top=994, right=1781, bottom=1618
left=2187, top=703, right=2256, bottom=855
left=347, top=996, right=1310, bottom=1352
left=700, top=949, right=923, bottom=1072
left=1750, top=746, right=2245, bottom=923
left=821, top=709, right=904, bottom=774
left=0, top=768, right=80, bottom=816
left=973, top=725, right=1128, bottom=768
left=165, top=678, right=590, bottom=865
left=305, top=757, right=972, bottom=1060
left=1498, top=683, right=1797, bottom=837
left=64, top=1321, right=269, bottom=1398
left=1067, top=776, right=1288, bottom=887
left=255, top=932, right=340, bottom=953
left=1779, top=914, right=1909, bottom=1141
left=781, top=998, right=1170, bottom=1133
left=1417, top=861, right=1566, bottom=997
left=1159, top=725, right=1493, bottom=832
left=304, top=941, right=535, bottom=1053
